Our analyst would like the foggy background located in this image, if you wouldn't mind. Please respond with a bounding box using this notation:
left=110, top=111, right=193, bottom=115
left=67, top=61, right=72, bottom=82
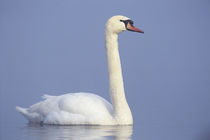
left=0, top=0, right=210, bottom=139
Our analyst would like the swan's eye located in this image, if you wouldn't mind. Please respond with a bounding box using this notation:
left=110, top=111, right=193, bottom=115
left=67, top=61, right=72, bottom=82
left=120, top=20, right=134, bottom=27
left=127, top=20, right=134, bottom=26
left=129, top=20, right=134, bottom=26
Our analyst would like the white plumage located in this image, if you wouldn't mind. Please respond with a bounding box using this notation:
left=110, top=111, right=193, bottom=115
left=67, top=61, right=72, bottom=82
left=17, top=93, right=114, bottom=125
left=16, top=15, right=143, bottom=125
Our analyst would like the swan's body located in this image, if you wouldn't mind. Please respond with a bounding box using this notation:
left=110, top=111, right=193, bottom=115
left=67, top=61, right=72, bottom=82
left=16, top=15, right=144, bottom=125
left=16, top=93, right=115, bottom=125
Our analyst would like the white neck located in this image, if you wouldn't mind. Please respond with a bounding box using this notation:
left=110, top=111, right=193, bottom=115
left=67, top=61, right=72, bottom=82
left=105, top=31, right=133, bottom=125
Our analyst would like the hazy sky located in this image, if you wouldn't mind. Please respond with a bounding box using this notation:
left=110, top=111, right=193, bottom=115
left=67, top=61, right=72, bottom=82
left=0, top=0, right=210, bottom=137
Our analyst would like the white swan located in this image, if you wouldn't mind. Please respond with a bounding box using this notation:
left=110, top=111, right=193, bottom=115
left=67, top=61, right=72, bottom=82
left=16, top=15, right=144, bottom=125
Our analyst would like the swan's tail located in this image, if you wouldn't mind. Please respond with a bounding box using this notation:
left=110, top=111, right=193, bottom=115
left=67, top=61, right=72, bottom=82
left=16, top=106, right=33, bottom=122
left=16, top=106, right=41, bottom=123
left=15, top=106, right=28, bottom=116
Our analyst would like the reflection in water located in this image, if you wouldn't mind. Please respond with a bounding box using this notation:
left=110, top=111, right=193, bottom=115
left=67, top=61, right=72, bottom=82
left=22, top=124, right=133, bottom=140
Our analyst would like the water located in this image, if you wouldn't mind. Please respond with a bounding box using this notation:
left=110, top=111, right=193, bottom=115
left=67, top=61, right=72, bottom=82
left=21, top=125, right=132, bottom=140
left=1, top=117, right=210, bottom=140
left=2, top=123, right=133, bottom=140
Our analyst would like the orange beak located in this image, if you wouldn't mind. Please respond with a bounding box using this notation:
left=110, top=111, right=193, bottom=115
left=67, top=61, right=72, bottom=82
left=127, top=22, right=144, bottom=33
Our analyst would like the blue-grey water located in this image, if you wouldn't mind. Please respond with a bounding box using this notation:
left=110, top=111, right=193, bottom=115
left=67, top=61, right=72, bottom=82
left=1, top=117, right=210, bottom=140
left=2, top=124, right=133, bottom=140
left=1, top=0, right=210, bottom=140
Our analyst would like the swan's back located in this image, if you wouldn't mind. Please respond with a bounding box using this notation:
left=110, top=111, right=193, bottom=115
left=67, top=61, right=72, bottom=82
left=16, top=93, right=115, bottom=125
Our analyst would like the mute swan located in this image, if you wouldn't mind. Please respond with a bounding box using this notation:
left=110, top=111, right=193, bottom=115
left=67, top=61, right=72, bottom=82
left=16, top=15, right=144, bottom=125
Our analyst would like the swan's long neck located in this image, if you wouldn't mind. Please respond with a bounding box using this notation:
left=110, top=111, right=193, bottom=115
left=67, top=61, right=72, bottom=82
left=106, top=31, right=133, bottom=124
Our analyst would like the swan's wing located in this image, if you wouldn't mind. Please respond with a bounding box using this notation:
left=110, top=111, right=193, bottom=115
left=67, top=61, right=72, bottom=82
left=16, top=92, right=114, bottom=125
left=58, top=93, right=113, bottom=115
left=52, top=93, right=114, bottom=124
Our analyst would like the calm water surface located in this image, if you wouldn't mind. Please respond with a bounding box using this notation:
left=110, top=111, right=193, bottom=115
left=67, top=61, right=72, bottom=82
left=1, top=119, right=210, bottom=140
left=2, top=123, right=133, bottom=140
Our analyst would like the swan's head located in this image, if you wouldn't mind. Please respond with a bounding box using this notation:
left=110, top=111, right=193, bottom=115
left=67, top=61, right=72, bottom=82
left=106, top=15, right=144, bottom=34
